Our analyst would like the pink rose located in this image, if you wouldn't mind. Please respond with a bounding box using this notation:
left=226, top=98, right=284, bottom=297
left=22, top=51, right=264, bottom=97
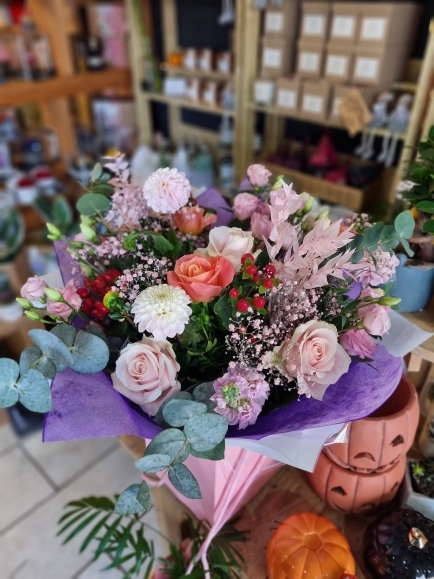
left=233, top=193, right=259, bottom=221
left=167, top=253, right=235, bottom=302
left=270, top=183, right=303, bottom=218
left=278, top=320, right=351, bottom=400
left=196, top=226, right=254, bottom=271
left=251, top=211, right=272, bottom=241
left=46, top=281, right=82, bottom=320
left=21, top=276, right=48, bottom=300
left=112, top=336, right=180, bottom=416
left=247, top=164, right=272, bottom=187
left=340, top=329, right=377, bottom=359
left=357, top=303, right=391, bottom=336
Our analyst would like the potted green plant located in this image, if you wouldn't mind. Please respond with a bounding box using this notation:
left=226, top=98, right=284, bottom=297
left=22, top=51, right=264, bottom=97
left=401, top=458, right=434, bottom=521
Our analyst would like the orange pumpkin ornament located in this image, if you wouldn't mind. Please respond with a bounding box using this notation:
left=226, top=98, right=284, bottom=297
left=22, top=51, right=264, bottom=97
left=267, top=512, right=356, bottom=579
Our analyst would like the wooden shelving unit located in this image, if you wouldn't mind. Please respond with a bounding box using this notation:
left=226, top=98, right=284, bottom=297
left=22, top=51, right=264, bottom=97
left=165, top=65, right=233, bottom=82
left=142, top=90, right=235, bottom=117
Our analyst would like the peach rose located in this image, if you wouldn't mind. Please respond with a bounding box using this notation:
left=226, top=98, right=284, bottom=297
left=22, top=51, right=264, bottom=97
left=247, top=164, right=272, bottom=187
left=167, top=254, right=234, bottom=302
left=196, top=226, right=255, bottom=271
left=21, top=276, right=47, bottom=300
left=233, top=193, right=259, bottom=221
left=278, top=320, right=351, bottom=400
left=357, top=303, right=391, bottom=336
left=112, top=336, right=180, bottom=416
left=173, top=205, right=217, bottom=235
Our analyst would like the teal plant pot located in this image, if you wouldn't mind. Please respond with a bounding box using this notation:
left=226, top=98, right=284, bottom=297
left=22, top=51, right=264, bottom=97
left=391, top=254, right=434, bottom=313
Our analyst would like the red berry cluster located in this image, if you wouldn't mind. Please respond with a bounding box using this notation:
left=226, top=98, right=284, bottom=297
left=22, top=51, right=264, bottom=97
left=78, top=269, right=121, bottom=321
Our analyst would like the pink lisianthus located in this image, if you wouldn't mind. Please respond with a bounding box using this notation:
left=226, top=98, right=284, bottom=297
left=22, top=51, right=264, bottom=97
left=233, top=193, right=259, bottom=221
left=270, top=182, right=304, bottom=218
left=46, top=281, right=82, bottom=320
left=251, top=211, right=272, bottom=241
left=21, top=276, right=48, bottom=301
left=357, top=303, right=391, bottom=336
left=340, top=329, right=377, bottom=359
left=143, top=167, right=191, bottom=214
left=277, top=320, right=351, bottom=400
left=360, top=287, right=384, bottom=300
left=247, top=164, right=272, bottom=187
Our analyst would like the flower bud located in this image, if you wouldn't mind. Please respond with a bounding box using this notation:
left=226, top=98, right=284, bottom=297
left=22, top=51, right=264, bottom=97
left=81, top=215, right=95, bottom=226
left=80, top=223, right=97, bottom=242
left=272, top=176, right=285, bottom=190
left=303, top=195, right=314, bottom=213
left=80, top=263, right=93, bottom=277
left=25, top=310, right=41, bottom=321
left=316, top=209, right=329, bottom=222
left=46, top=223, right=62, bottom=238
left=103, top=291, right=120, bottom=310
left=379, top=296, right=401, bottom=307
left=16, top=297, right=32, bottom=309
left=44, top=288, right=63, bottom=302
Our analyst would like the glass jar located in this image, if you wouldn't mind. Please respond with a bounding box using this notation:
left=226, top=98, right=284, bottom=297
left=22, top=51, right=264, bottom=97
left=0, top=193, right=24, bottom=261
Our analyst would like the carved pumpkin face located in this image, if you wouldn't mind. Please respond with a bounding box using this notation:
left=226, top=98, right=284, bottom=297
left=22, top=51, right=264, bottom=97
left=324, top=377, right=419, bottom=473
left=307, top=452, right=406, bottom=516
left=267, top=512, right=356, bottom=579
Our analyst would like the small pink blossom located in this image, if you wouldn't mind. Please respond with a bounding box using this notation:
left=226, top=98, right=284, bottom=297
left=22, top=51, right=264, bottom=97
left=21, top=276, right=47, bottom=300
left=233, top=193, right=259, bottom=221
left=247, top=164, right=272, bottom=187
left=360, top=287, right=384, bottom=299
left=143, top=167, right=191, bottom=214
left=270, top=182, right=303, bottom=219
left=251, top=211, right=272, bottom=241
left=46, top=280, right=82, bottom=320
left=357, top=303, right=391, bottom=336
left=355, top=248, right=400, bottom=287
left=340, top=329, right=377, bottom=359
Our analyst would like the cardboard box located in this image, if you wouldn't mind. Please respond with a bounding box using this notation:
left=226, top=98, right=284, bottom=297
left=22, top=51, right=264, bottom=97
left=357, top=2, right=420, bottom=48
left=296, top=40, right=324, bottom=79
left=275, top=77, right=301, bottom=112
left=329, top=2, right=360, bottom=45
left=300, top=80, right=330, bottom=121
left=261, top=38, right=293, bottom=78
left=254, top=79, right=275, bottom=106
left=352, top=45, right=407, bottom=88
left=300, top=2, right=330, bottom=42
left=324, top=43, right=354, bottom=83
left=264, top=1, right=299, bottom=38
left=328, top=84, right=375, bottom=123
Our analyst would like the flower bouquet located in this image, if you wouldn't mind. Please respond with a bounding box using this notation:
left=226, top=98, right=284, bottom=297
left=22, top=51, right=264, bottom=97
left=0, top=157, right=413, bottom=573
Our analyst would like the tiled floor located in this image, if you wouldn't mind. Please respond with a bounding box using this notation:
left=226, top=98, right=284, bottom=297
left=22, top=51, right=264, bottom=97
left=0, top=421, right=163, bottom=579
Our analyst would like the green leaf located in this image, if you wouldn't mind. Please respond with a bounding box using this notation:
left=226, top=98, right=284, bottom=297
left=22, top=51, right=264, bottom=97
left=154, top=392, right=192, bottom=428
left=152, top=235, right=174, bottom=255
left=136, top=481, right=152, bottom=511
left=76, top=193, right=111, bottom=216
left=189, top=440, right=225, bottom=460
left=184, top=413, right=228, bottom=452
left=28, top=329, right=74, bottom=371
left=213, top=294, right=233, bottom=329
left=114, top=484, right=146, bottom=515
left=416, top=200, right=434, bottom=214
left=17, top=369, right=52, bottom=413
left=398, top=236, right=415, bottom=257
left=19, top=346, right=57, bottom=379
left=135, top=453, right=171, bottom=473
left=394, top=210, right=415, bottom=239
left=91, top=183, right=114, bottom=197
left=192, top=382, right=216, bottom=411
left=79, top=513, right=111, bottom=553
left=52, top=196, right=73, bottom=231
left=363, top=221, right=384, bottom=251
left=84, top=325, right=109, bottom=345
left=146, top=429, right=189, bottom=463
left=0, top=358, right=19, bottom=407
left=51, top=324, right=78, bottom=348
left=423, top=219, right=434, bottom=234
left=178, top=321, right=202, bottom=348
left=162, top=399, right=207, bottom=428
left=168, top=463, right=202, bottom=499
left=70, top=330, right=110, bottom=373
left=91, top=162, right=103, bottom=182
left=95, top=515, right=123, bottom=557
left=380, top=224, right=400, bottom=252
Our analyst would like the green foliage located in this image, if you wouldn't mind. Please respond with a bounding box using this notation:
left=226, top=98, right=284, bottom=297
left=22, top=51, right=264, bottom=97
left=114, top=484, right=148, bottom=515
left=213, top=294, right=233, bottom=329
left=168, top=463, right=202, bottom=499
left=184, top=414, right=228, bottom=453
left=76, top=193, right=111, bottom=216
left=162, top=399, right=207, bottom=428
left=35, top=195, right=74, bottom=236
left=70, top=330, right=110, bottom=373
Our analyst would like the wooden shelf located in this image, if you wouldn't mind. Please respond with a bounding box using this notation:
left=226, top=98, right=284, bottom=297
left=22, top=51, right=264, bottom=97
left=0, top=68, right=132, bottom=106
left=165, top=64, right=233, bottom=81
left=142, top=90, right=235, bottom=116
left=248, top=102, right=405, bottom=140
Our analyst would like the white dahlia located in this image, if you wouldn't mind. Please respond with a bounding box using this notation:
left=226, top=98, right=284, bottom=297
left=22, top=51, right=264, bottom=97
left=143, top=167, right=191, bottom=214
left=131, top=285, right=192, bottom=340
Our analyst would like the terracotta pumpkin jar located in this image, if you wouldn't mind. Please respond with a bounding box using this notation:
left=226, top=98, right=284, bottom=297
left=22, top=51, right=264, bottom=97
left=307, top=451, right=406, bottom=516
left=324, top=375, right=418, bottom=473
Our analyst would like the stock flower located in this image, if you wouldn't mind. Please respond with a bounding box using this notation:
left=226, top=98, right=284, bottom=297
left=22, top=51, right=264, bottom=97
left=358, top=303, right=391, bottom=336
left=196, top=226, right=255, bottom=271
left=211, top=364, right=270, bottom=429
left=143, top=167, right=191, bottom=214
left=233, top=193, right=259, bottom=221
left=21, top=276, right=47, bottom=300
left=131, top=284, right=192, bottom=340
left=172, top=205, right=217, bottom=235
left=112, top=336, right=180, bottom=416
left=167, top=254, right=234, bottom=302
left=340, top=329, right=376, bottom=359
left=247, top=164, right=272, bottom=187
left=46, top=281, right=82, bottom=320
left=277, top=320, right=351, bottom=400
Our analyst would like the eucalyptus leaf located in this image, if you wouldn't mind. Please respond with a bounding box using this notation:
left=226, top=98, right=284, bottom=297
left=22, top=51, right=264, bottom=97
left=136, top=481, right=152, bottom=511
left=146, top=429, right=189, bottom=463
left=76, top=194, right=111, bottom=217
left=91, top=163, right=103, bottom=182
left=380, top=225, right=400, bottom=252
left=20, top=346, right=57, bottom=379
left=394, top=210, right=415, bottom=239
left=28, top=329, right=74, bottom=371
left=398, top=236, right=415, bottom=257
left=52, top=196, right=73, bottom=231
left=184, top=413, right=228, bottom=452
left=162, top=399, right=207, bottom=428
left=51, top=324, right=77, bottom=348
left=168, top=463, right=202, bottom=499
left=0, top=358, right=19, bottom=407
left=189, top=440, right=225, bottom=461
left=91, top=184, right=113, bottom=197
left=363, top=221, right=384, bottom=251
left=135, top=453, right=171, bottom=474
left=17, top=369, right=52, bottom=413
left=192, top=382, right=216, bottom=411
left=154, top=392, right=192, bottom=428
left=70, top=331, right=110, bottom=373
left=85, top=325, right=109, bottom=345
left=114, top=484, right=146, bottom=515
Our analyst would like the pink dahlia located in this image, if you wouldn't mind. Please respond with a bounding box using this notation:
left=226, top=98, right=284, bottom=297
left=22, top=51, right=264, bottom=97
left=143, top=167, right=191, bottom=214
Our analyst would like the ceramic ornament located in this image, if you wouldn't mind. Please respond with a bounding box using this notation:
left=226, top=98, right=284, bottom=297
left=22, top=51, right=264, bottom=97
left=354, top=91, right=394, bottom=160
left=377, top=94, right=412, bottom=167
left=218, top=0, right=235, bottom=24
